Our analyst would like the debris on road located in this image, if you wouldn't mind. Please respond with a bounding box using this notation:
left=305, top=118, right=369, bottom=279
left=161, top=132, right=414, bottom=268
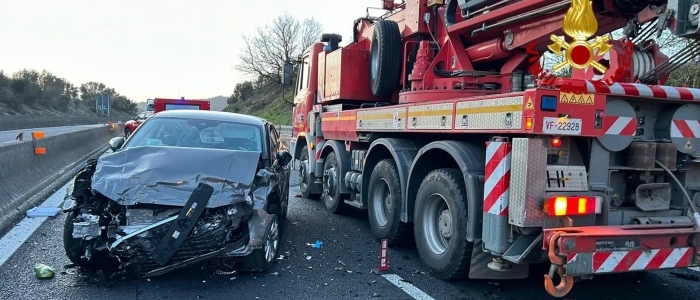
left=34, top=263, right=55, bottom=279
left=216, top=269, right=237, bottom=275
left=312, top=240, right=323, bottom=248
left=306, top=256, right=312, bottom=260
left=26, top=207, right=60, bottom=217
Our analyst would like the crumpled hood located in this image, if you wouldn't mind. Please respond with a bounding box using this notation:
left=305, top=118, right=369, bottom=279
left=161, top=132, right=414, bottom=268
left=91, top=146, right=261, bottom=207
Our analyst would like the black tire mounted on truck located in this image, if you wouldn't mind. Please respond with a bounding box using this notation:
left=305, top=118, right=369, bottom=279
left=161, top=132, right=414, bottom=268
left=369, top=19, right=402, bottom=98
left=367, top=158, right=412, bottom=245
left=322, top=152, right=349, bottom=214
left=414, top=168, right=473, bottom=280
left=298, top=145, right=320, bottom=199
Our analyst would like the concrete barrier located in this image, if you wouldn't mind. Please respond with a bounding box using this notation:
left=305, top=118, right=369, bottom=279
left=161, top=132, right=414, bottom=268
left=0, top=124, right=120, bottom=232
left=0, top=115, right=123, bottom=131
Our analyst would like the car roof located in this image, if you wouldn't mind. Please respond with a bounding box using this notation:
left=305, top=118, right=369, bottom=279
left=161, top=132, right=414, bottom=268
left=149, top=110, right=267, bottom=126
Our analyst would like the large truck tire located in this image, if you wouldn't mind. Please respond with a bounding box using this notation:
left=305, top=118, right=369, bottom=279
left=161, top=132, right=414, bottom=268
left=414, top=168, right=473, bottom=280
left=367, top=158, right=413, bottom=245
left=298, top=145, right=320, bottom=200
left=369, top=19, right=402, bottom=98
left=322, top=152, right=350, bottom=214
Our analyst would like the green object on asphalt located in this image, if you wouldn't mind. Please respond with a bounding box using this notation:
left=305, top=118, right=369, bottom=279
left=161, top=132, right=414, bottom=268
left=34, top=263, right=55, bottom=279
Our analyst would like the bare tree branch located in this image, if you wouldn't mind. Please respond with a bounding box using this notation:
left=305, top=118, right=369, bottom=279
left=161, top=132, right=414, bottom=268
left=236, top=12, right=323, bottom=82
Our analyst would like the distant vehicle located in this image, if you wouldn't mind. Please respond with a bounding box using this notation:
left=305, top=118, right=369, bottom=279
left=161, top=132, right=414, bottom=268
left=152, top=97, right=211, bottom=113
left=62, top=110, right=292, bottom=279
left=146, top=99, right=155, bottom=111
left=125, top=98, right=210, bottom=137
left=123, top=111, right=153, bottom=138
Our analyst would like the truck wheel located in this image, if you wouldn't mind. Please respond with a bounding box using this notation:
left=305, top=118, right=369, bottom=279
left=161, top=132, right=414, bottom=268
left=322, top=152, right=349, bottom=214
left=367, top=158, right=412, bottom=245
left=414, top=168, right=472, bottom=280
left=369, top=19, right=401, bottom=98
left=298, top=145, right=320, bottom=200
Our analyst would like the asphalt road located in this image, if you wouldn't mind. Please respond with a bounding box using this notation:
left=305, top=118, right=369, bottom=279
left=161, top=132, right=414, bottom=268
left=0, top=168, right=698, bottom=300
left=0, top=124, right=106, bottom=143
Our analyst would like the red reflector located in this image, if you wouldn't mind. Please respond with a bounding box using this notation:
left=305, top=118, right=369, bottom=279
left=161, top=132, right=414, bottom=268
left=551, top=137, right=562, bottom=147
left=544, top=196, right=601, bottom=216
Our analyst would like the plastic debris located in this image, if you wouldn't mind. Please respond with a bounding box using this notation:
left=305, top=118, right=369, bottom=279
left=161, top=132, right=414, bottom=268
left=26, top=207, right=60, bottom=217
left=306, top=256, right=312, bottom=260
left=312, top=240, right=323, bottom=248
left=34, top=263, right=55, bottom=279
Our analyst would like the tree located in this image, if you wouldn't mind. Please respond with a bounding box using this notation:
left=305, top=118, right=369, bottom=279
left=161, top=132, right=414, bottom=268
left=227, top=81, right=254, bottom=105
left=236, top=12, right=323, bottom=83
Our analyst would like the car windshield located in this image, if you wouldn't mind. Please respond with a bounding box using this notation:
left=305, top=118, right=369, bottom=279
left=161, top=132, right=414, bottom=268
left=124, top=117, right=262, bottom=151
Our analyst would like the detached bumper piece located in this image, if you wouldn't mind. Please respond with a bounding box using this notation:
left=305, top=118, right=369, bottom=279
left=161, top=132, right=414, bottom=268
left=542, top=224, right=700, bottom=298
left=153, top=183, right=214, bottom=265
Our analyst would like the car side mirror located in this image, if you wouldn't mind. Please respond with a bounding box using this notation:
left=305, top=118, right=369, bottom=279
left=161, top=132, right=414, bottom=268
left=108, top=136, right=125, bottom=152
left=281, top=62, right=293, bottom=86
left=275, top=150, right=292, bottom=167
left=133, top=116, right=138, bottom=121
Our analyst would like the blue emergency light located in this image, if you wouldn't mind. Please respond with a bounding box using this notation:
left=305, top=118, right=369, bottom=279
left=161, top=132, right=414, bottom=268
left=540, top=95, right=557, bottom=111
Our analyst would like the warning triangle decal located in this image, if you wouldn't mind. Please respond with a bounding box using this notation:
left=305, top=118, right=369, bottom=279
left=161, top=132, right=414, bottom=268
left=685, top=140, right=693, bottom=150
left=525, top=97, right=533, bottom=109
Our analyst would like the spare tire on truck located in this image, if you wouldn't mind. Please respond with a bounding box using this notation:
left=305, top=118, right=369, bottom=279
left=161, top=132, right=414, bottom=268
left=369, top=19, right=402, bottom=98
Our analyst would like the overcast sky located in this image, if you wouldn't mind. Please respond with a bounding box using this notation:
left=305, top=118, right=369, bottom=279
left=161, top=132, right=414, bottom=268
left=0, top=0, right=379, bottom=102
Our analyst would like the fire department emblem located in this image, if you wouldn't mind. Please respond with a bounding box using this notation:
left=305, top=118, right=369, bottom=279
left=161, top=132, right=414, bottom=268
left=547, top=0, right=612, bottom=73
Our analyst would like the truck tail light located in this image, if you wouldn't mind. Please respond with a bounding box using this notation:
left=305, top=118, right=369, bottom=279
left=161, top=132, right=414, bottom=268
left=543, top=196, right=602, bottom=216
left=525, top=117, right=532, bottom=130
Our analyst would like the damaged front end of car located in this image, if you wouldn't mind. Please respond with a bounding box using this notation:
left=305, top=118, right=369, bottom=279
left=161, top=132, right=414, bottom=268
left=62, top=146, right=282, bottom=279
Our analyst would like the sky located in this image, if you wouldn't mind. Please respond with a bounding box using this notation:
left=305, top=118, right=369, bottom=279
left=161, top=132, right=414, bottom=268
left=0, top=0, right=379, bottom=102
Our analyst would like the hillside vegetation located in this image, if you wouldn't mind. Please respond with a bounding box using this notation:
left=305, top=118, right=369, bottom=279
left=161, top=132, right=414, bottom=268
left=0, top=69, right=137, bottom=120
left=224, top=79, right=293, bottom=125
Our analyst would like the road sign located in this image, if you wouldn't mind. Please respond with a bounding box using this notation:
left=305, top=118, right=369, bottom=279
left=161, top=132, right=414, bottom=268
left=95, top=94, right=111, bottom=117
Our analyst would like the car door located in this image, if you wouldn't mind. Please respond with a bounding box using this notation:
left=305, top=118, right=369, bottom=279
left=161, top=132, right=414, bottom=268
left=269, top=125, right=289, bottom=215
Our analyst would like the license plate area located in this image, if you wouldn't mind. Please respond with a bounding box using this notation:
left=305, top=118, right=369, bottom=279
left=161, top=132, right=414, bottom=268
left=542, top=117, right=582, bottom=135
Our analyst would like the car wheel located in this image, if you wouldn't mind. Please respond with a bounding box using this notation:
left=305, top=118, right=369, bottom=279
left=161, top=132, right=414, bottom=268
left=367, top=158, right=412, bottom=245
left=124, top=128, right=131, bottom=138
left=414, top=168, right=472, bottom=280
left=322, top=151, right=349, bottom=214
left=298, top=145, right=320, bottom=200
left=240, top=207, right=281, bottom=272
left=63, top=212, right=86, bottom=266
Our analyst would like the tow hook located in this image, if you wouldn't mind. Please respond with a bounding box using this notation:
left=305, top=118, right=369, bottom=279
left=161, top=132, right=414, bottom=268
left=543, top=231, right=573, bottom=298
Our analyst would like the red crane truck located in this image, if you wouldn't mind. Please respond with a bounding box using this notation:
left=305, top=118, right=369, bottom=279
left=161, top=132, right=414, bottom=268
left=285, top=0, right=700, bottom=297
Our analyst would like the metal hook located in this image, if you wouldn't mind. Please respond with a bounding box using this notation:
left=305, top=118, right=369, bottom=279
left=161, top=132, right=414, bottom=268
left=547, top=231, right=566, bottom=266
left=544, top=264, right=574, bottom=297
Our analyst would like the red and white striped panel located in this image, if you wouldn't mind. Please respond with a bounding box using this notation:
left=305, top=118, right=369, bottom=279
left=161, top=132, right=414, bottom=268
left=584, top=81, right=700, bottom=101
left=315, top=138, right=324, bottom=160
left=483, top=141, right=511, bottom=216
left=671, top=120, right=700, bottom=138
left=603, top=116, right=636, bottom=136
left=568, top=247, right=694, bottom=273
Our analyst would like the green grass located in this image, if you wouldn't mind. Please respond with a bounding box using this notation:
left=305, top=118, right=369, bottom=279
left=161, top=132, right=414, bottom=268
left=224, top=85, right=294, bottom=125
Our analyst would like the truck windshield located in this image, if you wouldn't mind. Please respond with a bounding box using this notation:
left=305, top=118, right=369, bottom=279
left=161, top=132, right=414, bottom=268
left=124, top=117, right=262, bottom=152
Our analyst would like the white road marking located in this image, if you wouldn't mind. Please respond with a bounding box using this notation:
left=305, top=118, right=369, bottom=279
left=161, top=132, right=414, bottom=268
left=0, top=182, right=70, bottom=267
left=382, top=274, right=436, bottom=300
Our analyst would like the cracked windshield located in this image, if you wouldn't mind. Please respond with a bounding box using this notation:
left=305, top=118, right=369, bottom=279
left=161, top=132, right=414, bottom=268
left=1, top=1, right=700, bottom=299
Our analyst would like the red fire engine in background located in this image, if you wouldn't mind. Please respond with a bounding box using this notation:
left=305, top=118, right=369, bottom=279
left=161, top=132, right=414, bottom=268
left=124, top=97, right=211, bottom=137
left=285, top=0, right=700, bottom=297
